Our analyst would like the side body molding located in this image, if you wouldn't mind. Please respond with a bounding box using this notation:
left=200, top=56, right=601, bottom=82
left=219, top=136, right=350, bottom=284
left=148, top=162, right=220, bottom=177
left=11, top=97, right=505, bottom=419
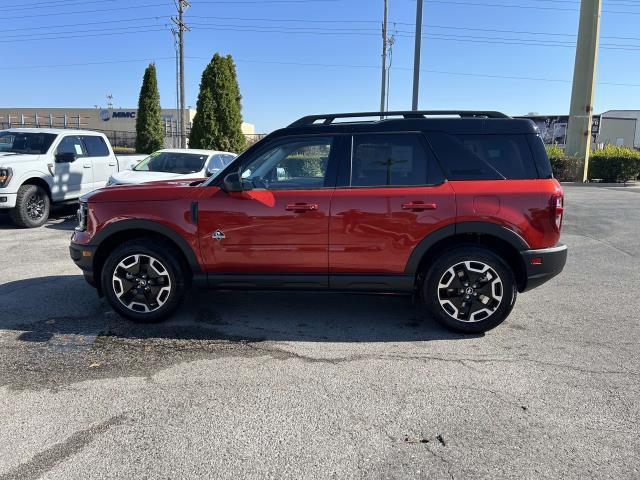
left=92, top=219, right=202, bottom=274
left=404, top=221, right=530, bottom=274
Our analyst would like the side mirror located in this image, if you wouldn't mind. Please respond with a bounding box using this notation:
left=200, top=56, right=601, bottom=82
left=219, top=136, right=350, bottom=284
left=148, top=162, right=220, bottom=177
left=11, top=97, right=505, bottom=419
left=55, top=152, right=77, bottom=163
left=222, top=172, right=243, bottom=192
left=205, top=166, right=219, bottom=178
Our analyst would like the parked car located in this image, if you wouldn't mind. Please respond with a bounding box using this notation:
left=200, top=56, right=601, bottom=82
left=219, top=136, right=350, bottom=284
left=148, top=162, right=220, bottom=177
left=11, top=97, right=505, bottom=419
left=0, top=128, right=131, bottom=227
left=70, top=111, right=567, bottom=333
left=106, top=149, right=237, bottom=186
left=120, top=154, right=148, bottom=170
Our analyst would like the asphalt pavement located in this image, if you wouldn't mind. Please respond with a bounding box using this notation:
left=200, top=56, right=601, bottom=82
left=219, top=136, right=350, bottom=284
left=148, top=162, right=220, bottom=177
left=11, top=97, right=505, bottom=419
left=0, top=185, right=638, bottom=479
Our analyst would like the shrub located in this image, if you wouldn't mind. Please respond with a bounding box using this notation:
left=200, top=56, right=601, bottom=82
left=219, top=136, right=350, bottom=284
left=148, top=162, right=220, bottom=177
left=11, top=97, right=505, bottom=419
left=545, top=145, right=582, bottom=181
left=588, top=145, right=640, bottom=183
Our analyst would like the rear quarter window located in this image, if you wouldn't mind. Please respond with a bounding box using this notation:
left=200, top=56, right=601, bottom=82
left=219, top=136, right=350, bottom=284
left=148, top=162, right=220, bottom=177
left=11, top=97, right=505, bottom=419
left=526, top=134, right=553, bottom=179
left=426, top=132, right=539, bottom=180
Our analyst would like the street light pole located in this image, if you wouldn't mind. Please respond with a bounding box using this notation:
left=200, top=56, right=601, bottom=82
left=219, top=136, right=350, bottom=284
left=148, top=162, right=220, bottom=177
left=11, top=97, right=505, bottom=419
left=411, top=0, right=424, bottom=111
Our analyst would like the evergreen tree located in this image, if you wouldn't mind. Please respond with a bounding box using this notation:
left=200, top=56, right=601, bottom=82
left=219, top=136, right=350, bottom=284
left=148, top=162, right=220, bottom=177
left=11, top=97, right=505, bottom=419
left=135, top=63, right=164, bottom=154
left=189, top=53, right=246, bottom=152
left=188, top=88, right=218, bottom=150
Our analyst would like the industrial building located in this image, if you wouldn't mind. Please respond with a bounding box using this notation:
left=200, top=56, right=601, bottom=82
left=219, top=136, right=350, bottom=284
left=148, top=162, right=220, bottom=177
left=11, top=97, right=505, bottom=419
left=0, top=107, right=256, bottom=149
left=522, top=110, right=640, bottom=149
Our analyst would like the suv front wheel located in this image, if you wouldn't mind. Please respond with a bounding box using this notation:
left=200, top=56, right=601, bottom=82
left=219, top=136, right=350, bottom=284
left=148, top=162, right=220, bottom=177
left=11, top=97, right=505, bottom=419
left=424, top=246, right=517, bottom=333
left=101, top=240, right=187, bottom=322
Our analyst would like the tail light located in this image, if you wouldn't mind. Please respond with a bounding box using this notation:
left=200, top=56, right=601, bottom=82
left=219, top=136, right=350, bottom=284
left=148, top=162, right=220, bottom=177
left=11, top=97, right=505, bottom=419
left=551, top=194, right=564, bottom=231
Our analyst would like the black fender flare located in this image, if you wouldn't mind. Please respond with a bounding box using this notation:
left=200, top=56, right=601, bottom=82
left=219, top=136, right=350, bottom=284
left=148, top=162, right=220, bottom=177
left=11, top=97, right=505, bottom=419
left=91, top=219, right=202, bottom=274
left=404, top=221, right=530, bottom=274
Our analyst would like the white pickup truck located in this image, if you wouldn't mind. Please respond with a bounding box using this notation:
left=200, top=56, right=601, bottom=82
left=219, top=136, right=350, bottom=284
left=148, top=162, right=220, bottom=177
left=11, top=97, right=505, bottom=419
left=0, top=128, right=145, bottom=227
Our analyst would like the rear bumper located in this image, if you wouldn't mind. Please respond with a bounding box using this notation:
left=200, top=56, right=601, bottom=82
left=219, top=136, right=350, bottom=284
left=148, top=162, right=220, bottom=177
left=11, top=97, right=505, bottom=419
left=519, top=243, right=567, bottom=292
left=69, top=243, right=98, bottom=288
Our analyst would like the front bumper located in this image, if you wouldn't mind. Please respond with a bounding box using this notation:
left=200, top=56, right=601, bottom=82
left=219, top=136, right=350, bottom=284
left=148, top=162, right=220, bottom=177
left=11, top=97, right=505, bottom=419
left=0, top=192, right=17, bottom=208
left=69, top=242, right=98, bottom=288
left=519, top=243, right=568, bottom=292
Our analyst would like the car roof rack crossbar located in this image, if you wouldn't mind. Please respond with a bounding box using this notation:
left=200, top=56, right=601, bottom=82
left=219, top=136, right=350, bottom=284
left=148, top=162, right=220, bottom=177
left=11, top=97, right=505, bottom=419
left=288, top=110, right=509, bottom=128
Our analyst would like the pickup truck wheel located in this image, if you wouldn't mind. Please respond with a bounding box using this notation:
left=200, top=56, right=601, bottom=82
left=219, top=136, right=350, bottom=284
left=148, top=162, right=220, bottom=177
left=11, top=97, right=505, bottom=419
left=423, top=247, right=517, bottom=333
left=10, top=184, right=50, bottom=228
left=101, top=241, right=187, bottom=322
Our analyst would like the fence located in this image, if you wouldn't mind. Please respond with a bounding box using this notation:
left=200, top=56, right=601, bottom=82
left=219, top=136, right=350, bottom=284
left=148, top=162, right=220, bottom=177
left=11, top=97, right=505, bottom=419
left=1, top=114, right=263, bottom=151
left=0, top=113, right=91, bottom=130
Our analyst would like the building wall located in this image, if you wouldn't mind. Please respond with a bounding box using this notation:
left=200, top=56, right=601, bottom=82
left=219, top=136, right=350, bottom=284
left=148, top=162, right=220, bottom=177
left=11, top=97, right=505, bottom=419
left=598, top=111, right=640, bottom=148
left=0, top=107, right=255, bottom=136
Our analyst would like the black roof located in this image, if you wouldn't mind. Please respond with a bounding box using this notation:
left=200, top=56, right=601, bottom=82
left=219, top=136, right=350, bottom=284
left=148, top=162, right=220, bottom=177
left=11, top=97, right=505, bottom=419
left=267, top=110, right=538, bottom=140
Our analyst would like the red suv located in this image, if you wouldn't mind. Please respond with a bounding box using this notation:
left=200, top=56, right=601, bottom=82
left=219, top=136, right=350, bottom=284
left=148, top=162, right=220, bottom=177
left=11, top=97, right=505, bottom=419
left=70, top=111, right=567, bottom=333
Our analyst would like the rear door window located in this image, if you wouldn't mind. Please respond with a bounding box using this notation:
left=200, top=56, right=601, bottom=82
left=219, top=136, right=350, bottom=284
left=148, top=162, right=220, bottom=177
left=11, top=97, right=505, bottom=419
left=350, top=133, right=443, bottom=187
left=426, top=132, right=538, bottom=180
left=81, top=136, right=110, bottom=157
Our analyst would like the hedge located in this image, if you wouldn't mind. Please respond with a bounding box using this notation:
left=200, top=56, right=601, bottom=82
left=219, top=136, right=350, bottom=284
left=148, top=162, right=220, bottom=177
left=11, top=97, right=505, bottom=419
left=589, top=145, right=640, bottom=183
left=545, top=144, right=640, bottom=183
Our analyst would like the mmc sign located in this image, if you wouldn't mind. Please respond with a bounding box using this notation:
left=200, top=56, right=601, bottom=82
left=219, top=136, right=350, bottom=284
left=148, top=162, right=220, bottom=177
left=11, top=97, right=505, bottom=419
left=100, top=109, right=136, bottom=122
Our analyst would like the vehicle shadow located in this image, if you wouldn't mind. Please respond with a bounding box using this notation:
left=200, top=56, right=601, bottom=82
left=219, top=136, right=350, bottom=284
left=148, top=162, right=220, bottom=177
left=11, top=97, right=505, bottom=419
left=0, top=275, right=478, bottom=344
left=0, top=204, right=78, bottom=230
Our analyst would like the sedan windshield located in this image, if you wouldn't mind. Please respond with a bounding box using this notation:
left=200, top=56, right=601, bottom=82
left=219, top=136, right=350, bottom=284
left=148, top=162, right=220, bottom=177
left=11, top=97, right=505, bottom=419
left=0, top=131, right=57, bottom=154
left=134, top=151, right=208, bottom=174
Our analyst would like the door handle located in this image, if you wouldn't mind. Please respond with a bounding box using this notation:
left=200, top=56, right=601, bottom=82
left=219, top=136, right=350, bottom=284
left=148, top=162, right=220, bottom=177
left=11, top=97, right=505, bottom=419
left=108, top=162, right=116, bottom=166
left=83, top=163, right=91, bottom=168
left=285, top=203, right=319, bottom=212
left=401, top=202, right=437, bottom=211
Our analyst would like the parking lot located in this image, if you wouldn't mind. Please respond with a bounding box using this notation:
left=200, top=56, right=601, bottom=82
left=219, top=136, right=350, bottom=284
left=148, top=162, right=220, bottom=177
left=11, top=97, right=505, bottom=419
left=0, top=184, right=638, bottom=479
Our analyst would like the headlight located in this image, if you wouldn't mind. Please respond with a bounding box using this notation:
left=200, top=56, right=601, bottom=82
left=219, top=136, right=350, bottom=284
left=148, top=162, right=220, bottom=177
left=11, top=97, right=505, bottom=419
left=76, top=202, right=88, bottom=231
left=0, top=167, right=12, bottom=188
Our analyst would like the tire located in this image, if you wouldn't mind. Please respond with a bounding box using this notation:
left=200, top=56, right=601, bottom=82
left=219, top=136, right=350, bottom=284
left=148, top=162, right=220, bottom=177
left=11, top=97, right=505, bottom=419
left=423, top=246, right=517, bottom=333
left=100, top=240, right=188, bottom=323
left=9, top=184, right=50, bottom=228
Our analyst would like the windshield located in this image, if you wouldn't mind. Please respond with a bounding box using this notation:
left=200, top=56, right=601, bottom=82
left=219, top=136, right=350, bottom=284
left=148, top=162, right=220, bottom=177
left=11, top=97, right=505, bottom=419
left=0, top=131, right=57, bottom=154
left=134, top=151, right=209, bottom=174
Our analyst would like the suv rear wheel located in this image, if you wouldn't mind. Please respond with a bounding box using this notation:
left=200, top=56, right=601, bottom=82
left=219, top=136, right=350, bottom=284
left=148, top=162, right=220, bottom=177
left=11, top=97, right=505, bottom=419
left=10, top=184, right=50, bottom=228
left=423, top=246, right=517, bottom=333
left=101, top=240, right=187, bottom=322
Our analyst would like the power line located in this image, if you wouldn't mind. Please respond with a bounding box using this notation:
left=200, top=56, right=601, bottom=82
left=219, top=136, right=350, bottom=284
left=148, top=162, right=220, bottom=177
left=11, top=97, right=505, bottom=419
left=0, top=16, right=170, bottom=32
left=185, top=24, right=640, bottom=50
left=424, top=0, right=640, bottom=15
left=4, top=0, right=121, bottom=10
left=3, top=23, right=169, bottom=39
left=5, top=20, right=640, bottom=51
left=0, top=2, right=170, bottom=20
left=1, top=54, right=639, bottom=89
left=3, top=14, right=636, bottom=43
left=0, top=27, right=169, bottom=43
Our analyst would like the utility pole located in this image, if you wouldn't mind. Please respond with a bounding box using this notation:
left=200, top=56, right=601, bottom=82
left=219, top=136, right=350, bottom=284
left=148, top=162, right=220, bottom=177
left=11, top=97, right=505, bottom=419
left=411, top=0, right=424, bottom=110
left=172, top=0, right=190, bottom=148
left=379, top=0, right=388, bottom=117
left=386, top=34, right=395, bottom=112
left=171, top=28, right=181, bottom=148
left=565, top=0, right=602, bottom=182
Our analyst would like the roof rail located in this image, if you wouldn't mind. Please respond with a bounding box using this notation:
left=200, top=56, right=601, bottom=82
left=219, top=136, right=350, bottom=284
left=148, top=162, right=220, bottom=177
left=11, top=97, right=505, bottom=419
left=288, top=110, right=509, bottom=128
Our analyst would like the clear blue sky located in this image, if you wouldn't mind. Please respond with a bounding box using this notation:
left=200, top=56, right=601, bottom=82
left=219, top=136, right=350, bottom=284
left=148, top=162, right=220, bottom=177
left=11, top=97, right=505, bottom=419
left=1, top=0, right=639, bottom=132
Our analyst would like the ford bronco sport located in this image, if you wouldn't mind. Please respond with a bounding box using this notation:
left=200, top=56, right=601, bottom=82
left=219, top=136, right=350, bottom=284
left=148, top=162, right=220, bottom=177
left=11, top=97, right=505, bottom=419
left=70, top=111, right=567, bottom=333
